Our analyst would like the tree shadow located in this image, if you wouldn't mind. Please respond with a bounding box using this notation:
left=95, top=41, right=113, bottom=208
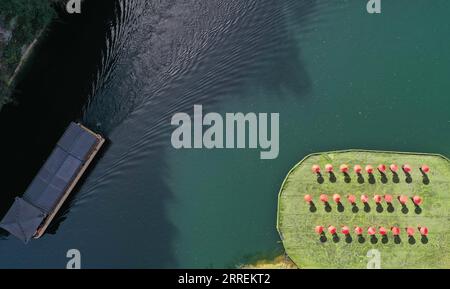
left=408, top=236, right=416, bottom=245
left=357, top=173, right=364, bottom=184
left=364, top=203, right=371, bottom=213
left=329, top=172, right=336, bottom=183
left=344, top=172, right=351, bottom=183
left=358, top=235, right=365, bottom=244
left=319, top=233, right=327, bottom=243
left=394, top=235, right=401, bottom=244
left=381, top=235, right=388, bottom=244
left=352, top=203, right=359, bottom=213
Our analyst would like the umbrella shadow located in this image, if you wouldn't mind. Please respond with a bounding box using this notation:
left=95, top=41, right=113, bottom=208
left=345, top=234, right=352, bottom=243
left=337, top=202, right=344, bottom=212
left=411, top=197, right=422, bottom=215
left=387, top=203, right=395, bottom=213
left=309, top=202, right=317, bottom=213
left=405, top=173, right=412, bottom=183
left=368, top=173, right=375, bottom=184
left=357, top=173, right=364, bottom=184
left=370, top=235, right=378, bottom=244
left=363, top=203, right=371, bottom=213
left=403, top=168, right=412, bottom=183
left=392, top=172, right=400, bottom=183
left=401, top=204, right=409, bottom=214
left=420, top=168, right=430, bottom=185
left=380, top=172, right=388, bottom=184
left=332, top=233, right=340, bottom=243
left=421, top=235, right=428, bottom=244
left=329, top=172, right=336, bottom=183
left=324, top=202, right=332, bottom=213
left=344, top=172, right=351, bottom=183
left=376, top=203, right=383, bottom=213
left=316, top=173, right=324, bottom=184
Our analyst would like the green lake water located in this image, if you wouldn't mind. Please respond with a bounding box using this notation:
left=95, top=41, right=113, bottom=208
left=167, top=0, right=450, bottom=268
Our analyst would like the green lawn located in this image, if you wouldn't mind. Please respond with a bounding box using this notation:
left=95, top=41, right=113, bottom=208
left=277, top=150, right=450, bottom=268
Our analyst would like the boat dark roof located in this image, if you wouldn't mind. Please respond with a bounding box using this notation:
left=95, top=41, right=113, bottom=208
left=0, top=122, right=101, bottom=243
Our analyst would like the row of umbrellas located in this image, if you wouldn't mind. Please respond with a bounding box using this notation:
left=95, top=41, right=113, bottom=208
left=315, top=225, right=428, bottom=237
left=304, top=194, right=423, bottom=206
left=311, top=164, right=430, bottom=174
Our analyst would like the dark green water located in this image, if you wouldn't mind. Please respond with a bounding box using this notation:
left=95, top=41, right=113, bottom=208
left=166, top=0, right=450, bottom=267
left=0, top=0, right=449, bottom=268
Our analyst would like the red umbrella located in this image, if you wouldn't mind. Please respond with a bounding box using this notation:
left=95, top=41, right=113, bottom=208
left=368, top=227, right=376, bottom=235
left=390, top=164, right=398, bottom=172
left=391, top=226, right=400, bottom=235
left=304, top=194, right=313, bottom=203
left=419, top=226, right=428, bottom=236
left=315, top=225, right=324, bottom=234
left=325, top=164, right=333, bottom=173
left=354, top=165, right=362, bottom=174
left=354, top=226, right=363, bottom=235
left=312, top=165, right=321, bottom=174
left=413, top=195, right=423, bottom=206
left=333, top=194, right=341, bottom=203
left=320, top=194, right=328, bottom=203
left=421, top=165, right=430, bottom=174
left=328, top=226, right=337, bottom=235
left=342, top=226, right=350, bottom=235
left=378, top=164, right=386, bottom=173
left=406, top=227, right=415, bottom=237
left=340, top=164, right=349, bottom=173
left=347, top=194, right=356, bottom=204
left=361, top=194, right=369, bottom=203
left=403, top=164, right=412, bottom=173
left=399, top=195, right=409, bottom=205
left=365, top=165, right=374, bottom=174
left=384, top=194, right=393, bottom=203
left=379, top=227, right=387, bottom=236
left=373, top=195, right=382, bottom=204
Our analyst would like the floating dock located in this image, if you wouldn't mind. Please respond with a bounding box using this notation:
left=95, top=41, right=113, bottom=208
left=0, top=122, right=105, bottom=242
left=277, top=149, right=450, bottom=268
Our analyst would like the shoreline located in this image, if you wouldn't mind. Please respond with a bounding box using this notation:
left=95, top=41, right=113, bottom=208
left=0, top=0, right=57, bottom=111
left=0, top=31, right=45, bottom=111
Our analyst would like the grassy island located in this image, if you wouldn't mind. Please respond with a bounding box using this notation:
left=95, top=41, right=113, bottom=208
left=277, top=150, right=450, bottom=269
